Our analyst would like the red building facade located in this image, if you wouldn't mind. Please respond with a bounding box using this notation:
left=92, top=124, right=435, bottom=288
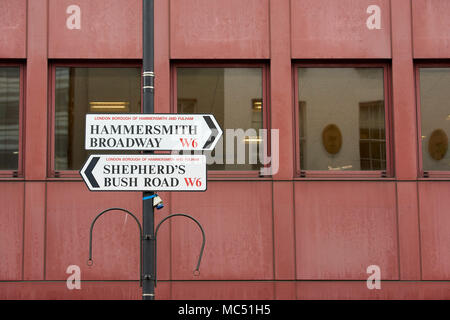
left=1, top=0, right=450, bottom=299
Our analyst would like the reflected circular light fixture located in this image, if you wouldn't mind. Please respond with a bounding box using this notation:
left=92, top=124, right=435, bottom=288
left=322, top=124, right=342, bottom=155
left=428, top=129, right=448, bottom=161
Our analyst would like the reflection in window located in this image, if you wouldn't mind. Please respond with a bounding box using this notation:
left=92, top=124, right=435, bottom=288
left=419, top=68, right=450, bottom=171
left=298, top=101, right=307, bottom=169
left=177, top=67, right=263, bottom=171
left=54, top=67, right=141, bottom=171
left=359, top=101, right=386, bottom=170
left=298, top=67, right=386, bottom=171
left=0, top=67, right=20, bottom=170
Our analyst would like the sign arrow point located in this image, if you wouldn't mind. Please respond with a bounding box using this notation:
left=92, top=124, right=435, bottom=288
left=84, top=156, right=100, bottom=189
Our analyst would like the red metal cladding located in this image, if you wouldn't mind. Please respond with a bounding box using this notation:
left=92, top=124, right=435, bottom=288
left=391, top=0, right=419, bottom=180
left=0, top=0, right=449, bottom=300
left=0, top=282, right=142, bottom=300
left=45, top=182, right=142, bottom=281
left=270, top=0, right=295, bottom=179
left=2, top=281, right=450, bottom=300
left=296, top=281, right=450, bottom=300
left=419, top=182, right=450, bottom=280
left=397, top=182, right=421, bottom=280
left=154, top=0, right=171, bottom=114
left=48, top=0, right=142, bottom=59
left=294, top=181, right=399, bottom=280
left=0, top=0, right=26, bottom=58
left=170, top=181, right=274, bottom=280
left=413, top=0, right=450, bottom=58
left=23, top=182, right=46, bottom=280
left=154, top=191, right=172, bottom=281
left=0, top=183, right=24, bottom=280
left=170, top=281, right=275, bottom=300
left=25, top=0, right=48, bottom=180
left=291, top=0, right=391, bottom=58
left=170, top=0, right=270, bottom=59
left=272, top=181, right=295, bottom=280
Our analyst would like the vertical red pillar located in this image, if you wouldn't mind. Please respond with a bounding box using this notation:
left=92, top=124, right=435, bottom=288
left=391, top=0, right=421, bottom=280
left=270, top=0, right=296, bottom=299
left=270, top=0, right=294, bottom=180
left=391, top=0, right=418, bottom=179
left=23, top=0, right=48, bottom=280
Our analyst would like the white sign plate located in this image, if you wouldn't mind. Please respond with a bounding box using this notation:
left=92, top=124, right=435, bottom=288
left=85, top=114, right=222, bottom=151
left=80, top=154, right=207, bottom=192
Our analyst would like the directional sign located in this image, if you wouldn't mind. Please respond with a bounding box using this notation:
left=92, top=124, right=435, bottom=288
left=80, top=154, right=207, bottom=192
left=85, top=114, right=222, bottom=151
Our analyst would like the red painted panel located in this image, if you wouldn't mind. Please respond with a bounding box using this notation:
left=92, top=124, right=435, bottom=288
left=23, top=182, right=46, bottom=280
left=171, top=182, right=273, bottom=280
left=391, top=0, right=418, bottom=180
left=270, top=0, right=294, bottom=179
left=296, top=281, right=450, bottom=300
left=419, top=182, right=450, bottom=280
left=291, top=0, right=391, bottom=58
left=24, top=0, right=48, bottom=180
left=0, top=0, right=26, bottom=58
left=45, top=182, right=143, bottom=280
left=273, top=181, right=295, bottom=279
left=155, top=192, right=172, bottom=281
left=0, top=281, right=142, bottom=300
left=154, top=0, right=171, bottom=114
left=274, top=282, right=297, bottom=300
left=413, top=0, right=450, bottom=58
left=170, top=281, right=275, bottom=300
left=170, top=0, right=270, bottom=59
left=48, top=0, right=142, bottom=59
left=397, top=182, right=421, bottom=280
left=2, top=280, right=450, bottom=300
left=0, top=183, right=24, bottom=280
left=294, top=182, right=399, bottom=280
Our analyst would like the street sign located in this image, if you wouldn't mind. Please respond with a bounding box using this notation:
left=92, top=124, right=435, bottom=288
left=80, top=154, right=207, bottom=192
left=85, top=114, right=222, bottom=151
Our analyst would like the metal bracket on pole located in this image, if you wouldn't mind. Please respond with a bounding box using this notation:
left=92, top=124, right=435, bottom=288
left=87, top=209, right=206, bottom=291
left=142, top=71, right=155, bottom=92
left=87, top=208, right=144, bottom=287
left=153, top=213, right=206, bottom=287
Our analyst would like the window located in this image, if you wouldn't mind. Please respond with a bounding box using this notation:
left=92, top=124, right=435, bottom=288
left=50, top=64, right=141, bottom=176
left=417, top=65, right=450, bottom=176
left=0, top=64, right=23, bottom=176
left=295, top=64, right=391, bottom=177
left=174, top=64, right=268, bottom=173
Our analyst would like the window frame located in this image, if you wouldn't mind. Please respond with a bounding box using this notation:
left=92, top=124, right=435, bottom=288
left=415, top=61, right=450, bottom=179
left=171, top=61, right=271, bottom=178
left=0, top=62, right=25, bottom=178
left=293, top=61, right=393, bottom=179
left=47, top=61, right=142, bottom=178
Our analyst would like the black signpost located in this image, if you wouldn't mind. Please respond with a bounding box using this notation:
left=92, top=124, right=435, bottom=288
left=83, top=0, right=221, bottom=301
left=142, top=0, right=155, bottom=301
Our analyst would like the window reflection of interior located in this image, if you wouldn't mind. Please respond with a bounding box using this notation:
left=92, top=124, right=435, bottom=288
left=177, top=67, right=263, bottom=171
left=419, top=67, right=450, bottom=172
left=54, top=67, right=141, bottom=171
left=0, top=67, right=20, bottom=170
left=359, top=101, right=386, bottom=170
left=298, top=67, right=386, bottom=172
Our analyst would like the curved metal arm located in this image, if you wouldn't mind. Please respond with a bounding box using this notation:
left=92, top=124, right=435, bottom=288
left=87, top=207, right=144, bottom=287
left=154, top=213, right=206, bottom=287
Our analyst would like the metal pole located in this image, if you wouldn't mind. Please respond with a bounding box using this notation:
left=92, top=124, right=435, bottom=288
left=142, top=0, right=155, bottom=300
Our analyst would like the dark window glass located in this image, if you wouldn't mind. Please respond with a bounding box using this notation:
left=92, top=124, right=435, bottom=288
left=298, top=67, right=386, bottom=171
left=419, top=68, right=450, bottom=171
left=177, top=67, right=263, bottom=171
left=0, top=67, right=20, bottom=170
left=54, top=67, right=141, bottom=171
